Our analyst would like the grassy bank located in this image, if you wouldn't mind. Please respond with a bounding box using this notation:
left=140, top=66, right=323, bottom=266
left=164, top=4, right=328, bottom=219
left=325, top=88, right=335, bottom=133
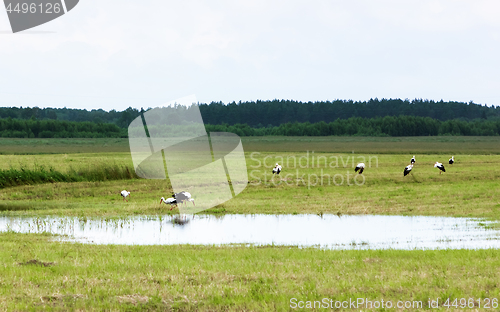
left=1, top=232, right=499, bottom=310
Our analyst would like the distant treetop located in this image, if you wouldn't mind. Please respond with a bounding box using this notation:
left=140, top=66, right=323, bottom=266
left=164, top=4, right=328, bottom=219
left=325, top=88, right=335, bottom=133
left=1, top=98, right=498, bottom=128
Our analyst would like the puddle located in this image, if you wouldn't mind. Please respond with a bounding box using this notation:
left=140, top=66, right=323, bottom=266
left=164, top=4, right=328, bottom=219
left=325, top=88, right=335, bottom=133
left=1, top=214, right=499, bottom=250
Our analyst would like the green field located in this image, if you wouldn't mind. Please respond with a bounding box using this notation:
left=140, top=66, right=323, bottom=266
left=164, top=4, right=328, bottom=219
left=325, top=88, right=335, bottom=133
left=1, top=137, right=500, bottom=310
left=2, top=136, right=500, bottom=154
left=1, top=137, right=499, bottom=218
left=1, top=232, right=499, bottom=311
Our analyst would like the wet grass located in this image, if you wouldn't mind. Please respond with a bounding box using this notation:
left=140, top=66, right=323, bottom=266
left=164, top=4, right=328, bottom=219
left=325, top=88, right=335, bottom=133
left=0, top=232, right=499, bottom=310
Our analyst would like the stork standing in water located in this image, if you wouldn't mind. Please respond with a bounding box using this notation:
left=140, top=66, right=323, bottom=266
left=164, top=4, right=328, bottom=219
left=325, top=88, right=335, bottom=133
left=171, top=192, right=194, bottom=224
left=354, top=163, right=365, bottom=174
left=404, top=164, right=413, bottom=176
left=434, top=162, right=446, bottom=174
left=160, top=197, right=177, bottom=210
left=120, top=190, right=130, bottom=202
left=272, top=163, right=282, bottom=175
left=410, top=156, right=416, bottom=165
left=173, top=191, right=195, bottom=207
left=449, top=156, right=454, bottom=165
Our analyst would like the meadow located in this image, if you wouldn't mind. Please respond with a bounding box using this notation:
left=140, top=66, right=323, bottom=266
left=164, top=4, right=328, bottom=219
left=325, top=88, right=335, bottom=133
left=1, top=231, right=500, bottom=311
left=2, top=136, right=500, bottom=154
left=1, top=136, right=500, bottom=310
left=1, top=137, right=499, bottom=218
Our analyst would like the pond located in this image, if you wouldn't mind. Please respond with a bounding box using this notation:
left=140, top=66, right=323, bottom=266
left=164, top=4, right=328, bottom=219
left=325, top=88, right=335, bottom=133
left=1, top=214, right=499, bottom=250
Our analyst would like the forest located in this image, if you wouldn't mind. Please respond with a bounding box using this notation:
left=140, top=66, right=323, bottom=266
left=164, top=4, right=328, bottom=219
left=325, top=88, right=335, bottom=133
left=0, top=118, right=123, bottom=138
left=0, top=98, right=499, bottom=127
left=199, top=98, right=500, bottom=126
left=1, top=99, right=500, bottom=137
left=1, top=115, right=500, bottom=138
left=206, top=116, right=500, bottom=137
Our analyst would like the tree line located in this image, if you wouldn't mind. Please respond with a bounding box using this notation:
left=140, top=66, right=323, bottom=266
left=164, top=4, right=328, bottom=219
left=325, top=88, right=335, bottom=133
left=206, top=116, right=500, bottom=136
left=0, top=106, right=140, bottom=128
left=1, top=98, right=499, bottom=128
left=199, top=98, right=500, bottom=127
left=1, top=115, right=500, bottom=138
left=0, top=118, right=124, bottom=138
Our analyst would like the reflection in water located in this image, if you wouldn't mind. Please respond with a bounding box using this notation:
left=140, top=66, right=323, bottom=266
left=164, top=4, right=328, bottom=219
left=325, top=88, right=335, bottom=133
left=1, top=214, right=499, bottom=250
left=172, top=216, right=190, bottom=225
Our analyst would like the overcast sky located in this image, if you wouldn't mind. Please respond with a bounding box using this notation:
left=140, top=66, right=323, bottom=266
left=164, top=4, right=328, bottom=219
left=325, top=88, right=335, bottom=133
left=1, top=0, right=499, bottom=111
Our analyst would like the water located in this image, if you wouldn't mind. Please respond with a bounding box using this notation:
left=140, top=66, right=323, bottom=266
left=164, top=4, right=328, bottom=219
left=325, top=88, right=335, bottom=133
left=1, top=214, right=499, bottom=250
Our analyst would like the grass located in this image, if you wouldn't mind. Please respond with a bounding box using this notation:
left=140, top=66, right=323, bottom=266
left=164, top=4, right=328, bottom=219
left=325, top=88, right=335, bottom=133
left=0, top=152, right=499, bottom=219
left=0, top=138, right=129, bottom=154
left=0, top=152, right=133, bottom=171
left=1, top=137, right=500, bottom=310
left=1, top=232, right=499, bottom=311
left=0, top=164, right=137, bottom=189
left=2, top=136, right=500, bottom=154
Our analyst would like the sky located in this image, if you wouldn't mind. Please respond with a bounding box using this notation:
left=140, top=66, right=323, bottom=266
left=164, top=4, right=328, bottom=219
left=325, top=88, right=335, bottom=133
left=0, top=0, right=499, bottom=111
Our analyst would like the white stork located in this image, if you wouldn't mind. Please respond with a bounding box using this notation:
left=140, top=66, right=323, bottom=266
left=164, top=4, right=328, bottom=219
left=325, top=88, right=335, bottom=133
left=449, top=156, right=454, bottom=165
left=404, top=164, right=413, bottom=176
left=354, top=163, right=365, bottom=174
left=173, top=191, right=195, bottom=206
left=272, top=163, right=282, bottom=175
left=120, top=190, right=130, bottom=202
left=160, top=197, right=177, bottom=210
left=434, top=162, right=446, bottom=174
left=410, top=156, right=416, bottom=165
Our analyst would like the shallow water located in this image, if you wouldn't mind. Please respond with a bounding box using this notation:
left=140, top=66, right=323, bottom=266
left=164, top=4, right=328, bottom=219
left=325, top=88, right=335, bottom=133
left=1, top=214, right=499, bottom=250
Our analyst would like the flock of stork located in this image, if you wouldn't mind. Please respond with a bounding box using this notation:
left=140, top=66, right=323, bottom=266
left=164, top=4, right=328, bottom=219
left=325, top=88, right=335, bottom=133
left=119, top=157, right=455, bottom=207
left=270, top=157, right=454, bottom=178
left=354, top=155, right=454, bottom=177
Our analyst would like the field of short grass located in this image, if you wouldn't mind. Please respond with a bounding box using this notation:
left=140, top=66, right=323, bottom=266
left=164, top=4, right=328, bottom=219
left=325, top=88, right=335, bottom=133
left=1, top=136, right=500, bottom=154
left=1, top=232, right=499, bottom=311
